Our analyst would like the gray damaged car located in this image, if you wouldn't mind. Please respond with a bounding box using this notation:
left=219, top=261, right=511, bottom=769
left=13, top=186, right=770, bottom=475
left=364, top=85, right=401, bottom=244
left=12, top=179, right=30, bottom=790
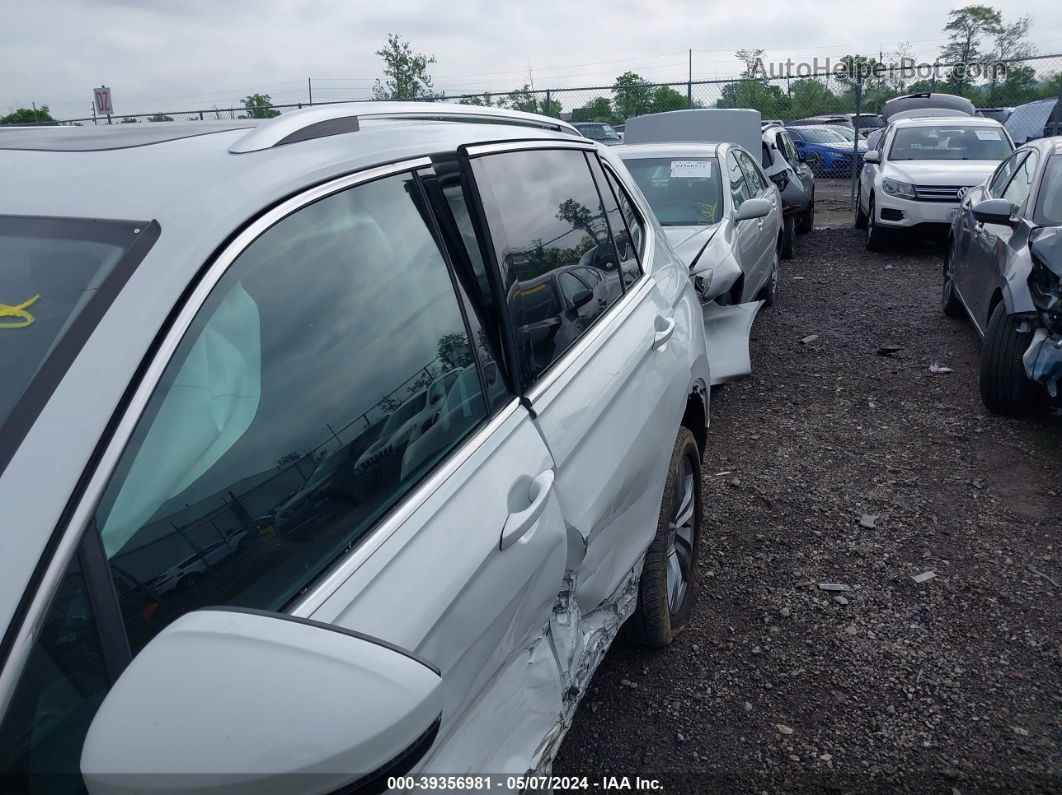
left=943, top=135, right=1062, bottom=414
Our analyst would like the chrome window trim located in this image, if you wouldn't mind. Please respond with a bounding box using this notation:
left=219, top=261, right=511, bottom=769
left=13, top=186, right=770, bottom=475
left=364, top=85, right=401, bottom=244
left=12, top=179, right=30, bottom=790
left=463, top=139, right=597, bottom=157
left=290, top=397, right=522, bottom=617
left=0, top=156, right=435, bottom=713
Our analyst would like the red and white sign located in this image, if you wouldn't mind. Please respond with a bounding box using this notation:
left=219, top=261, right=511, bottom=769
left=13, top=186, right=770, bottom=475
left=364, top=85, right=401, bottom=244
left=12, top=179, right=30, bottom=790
left=93, top=86, right=113, bottom=115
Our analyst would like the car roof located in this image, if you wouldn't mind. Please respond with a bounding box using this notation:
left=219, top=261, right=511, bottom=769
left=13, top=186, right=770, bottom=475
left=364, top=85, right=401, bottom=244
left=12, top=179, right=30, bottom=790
left=890, top=116, right=1004, bottom=128
left=1019, top=134, right=1062, bottom=155
left=0, top=103, right=591, bottom=636
left=615, top=142, right=722, bottom=158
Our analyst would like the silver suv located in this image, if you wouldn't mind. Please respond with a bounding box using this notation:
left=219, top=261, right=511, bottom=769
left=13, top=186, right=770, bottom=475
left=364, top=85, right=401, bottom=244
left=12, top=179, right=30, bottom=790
left=0, top=103, right=709, bottom=792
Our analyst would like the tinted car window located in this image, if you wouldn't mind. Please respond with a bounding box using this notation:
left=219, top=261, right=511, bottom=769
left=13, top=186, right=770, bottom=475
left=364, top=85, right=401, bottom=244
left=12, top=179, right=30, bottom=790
left=622, top=156, right=723, bottom=226
left=1002, top=151, right=1039, bottom=212
left=472, top=149, right=624, bottom=387
left=725, top=152, right=752, bottom=210
left=588, top=157, right=641, bottom=288
left=601, top=167, right=646, bottom=261
left=988, top=151, right=1027, bottom=197
left=0, top=549, right=110, bottom=792
left=1036, top=156, right=1062, bottom=225
left=736, top=150, right=768, bottom=193
left=92, top=172, right=487, bottom=653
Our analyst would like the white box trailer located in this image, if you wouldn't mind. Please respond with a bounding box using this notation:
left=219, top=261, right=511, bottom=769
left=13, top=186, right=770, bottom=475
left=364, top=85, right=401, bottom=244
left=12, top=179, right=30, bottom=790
left=623, top=109, right=762, bottom=157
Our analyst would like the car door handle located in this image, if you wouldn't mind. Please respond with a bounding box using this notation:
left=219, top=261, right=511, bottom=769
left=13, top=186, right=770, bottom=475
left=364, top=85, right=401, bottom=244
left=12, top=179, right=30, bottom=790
left=652, top=315, right=676, bottom=350
left=500, top=470, right=554, bottom=550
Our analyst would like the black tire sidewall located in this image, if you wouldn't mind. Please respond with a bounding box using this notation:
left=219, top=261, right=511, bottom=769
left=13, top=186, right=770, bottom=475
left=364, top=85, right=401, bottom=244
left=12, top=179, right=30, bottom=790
left=979, top=302, right=1041, bottom=415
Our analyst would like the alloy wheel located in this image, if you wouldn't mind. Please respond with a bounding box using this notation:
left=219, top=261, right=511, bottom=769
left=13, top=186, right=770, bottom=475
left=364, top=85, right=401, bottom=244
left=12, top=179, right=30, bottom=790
left=666, top=454, right=696, bottom=612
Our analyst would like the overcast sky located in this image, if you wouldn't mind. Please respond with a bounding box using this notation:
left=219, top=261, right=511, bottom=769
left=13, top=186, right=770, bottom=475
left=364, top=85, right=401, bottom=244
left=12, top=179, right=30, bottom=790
left=4, top=0, right=1062, bottom=119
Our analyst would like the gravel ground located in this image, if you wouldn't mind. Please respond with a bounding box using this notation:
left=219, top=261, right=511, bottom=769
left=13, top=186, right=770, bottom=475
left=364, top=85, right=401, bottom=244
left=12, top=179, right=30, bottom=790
left=554, top=180, right=1062, bottom=793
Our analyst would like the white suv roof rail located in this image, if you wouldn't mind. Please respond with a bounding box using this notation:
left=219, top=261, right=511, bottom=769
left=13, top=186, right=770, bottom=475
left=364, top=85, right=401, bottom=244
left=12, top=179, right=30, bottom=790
left=229, top=101, right=582, bottom=153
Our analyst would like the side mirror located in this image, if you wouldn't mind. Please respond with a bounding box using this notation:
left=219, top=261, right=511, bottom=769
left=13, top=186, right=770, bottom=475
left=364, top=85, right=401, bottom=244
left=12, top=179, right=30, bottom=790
left=972, top=198, right=1017, bottom=226
left=863, top=150, right=881, bottom=165
left=570, top=289, right=594, bottom=309
left=81, top=609, right=442, bottom=795
left=734, top=197, right=770, bottom=222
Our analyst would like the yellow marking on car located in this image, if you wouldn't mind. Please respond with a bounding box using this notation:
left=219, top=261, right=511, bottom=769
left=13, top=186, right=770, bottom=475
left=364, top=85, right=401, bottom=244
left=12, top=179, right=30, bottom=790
left=0, top=295, right=40, bottom=329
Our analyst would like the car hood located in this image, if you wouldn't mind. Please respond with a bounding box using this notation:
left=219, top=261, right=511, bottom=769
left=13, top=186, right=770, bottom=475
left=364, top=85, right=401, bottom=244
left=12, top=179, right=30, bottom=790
left=662, top=224, right=720, bottom=268
left=883, top=160, right=999, bottom=185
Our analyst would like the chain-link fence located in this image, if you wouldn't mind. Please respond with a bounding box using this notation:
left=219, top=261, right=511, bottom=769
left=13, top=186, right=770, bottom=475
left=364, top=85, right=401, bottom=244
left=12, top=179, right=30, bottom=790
left=34, top=52, right=1062, bottom=128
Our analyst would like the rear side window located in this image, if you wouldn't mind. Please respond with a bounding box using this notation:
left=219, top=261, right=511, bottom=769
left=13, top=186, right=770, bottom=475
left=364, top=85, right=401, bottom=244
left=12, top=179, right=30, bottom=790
left=472, top=149, right=625, bottom=387
left=91, top=172, right=488, bottom=653
left=736, top=150, right=769, bottom=193
left=588, top=156, right=642, bottom=288
left=726, top=152, right=753, bottom=209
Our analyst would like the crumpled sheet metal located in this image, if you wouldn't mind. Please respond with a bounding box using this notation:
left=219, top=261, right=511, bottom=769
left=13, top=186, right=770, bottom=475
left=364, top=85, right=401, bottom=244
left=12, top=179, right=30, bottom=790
left=530, top=562, right=642, bottom=774
left=1023, top=328, right=1062, bottom=397
left=702, top=299, right=765, bottom=385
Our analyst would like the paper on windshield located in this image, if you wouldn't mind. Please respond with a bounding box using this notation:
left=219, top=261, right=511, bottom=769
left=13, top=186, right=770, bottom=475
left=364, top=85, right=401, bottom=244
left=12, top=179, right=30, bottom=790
left=975, top=129, right=1002, bottom=140
left=670, top=160, right=713, bottom=178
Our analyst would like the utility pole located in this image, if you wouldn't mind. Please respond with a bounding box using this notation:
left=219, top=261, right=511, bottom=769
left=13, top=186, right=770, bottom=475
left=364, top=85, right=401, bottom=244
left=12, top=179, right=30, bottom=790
left=851, top=73, right=863, bottom=207
left=308, top=77, right=313, bottom=106
left=687, top=49, right=693, bottom=108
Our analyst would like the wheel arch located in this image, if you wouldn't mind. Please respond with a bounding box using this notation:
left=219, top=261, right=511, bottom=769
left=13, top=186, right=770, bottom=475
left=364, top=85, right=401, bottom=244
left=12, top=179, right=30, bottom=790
left=681, top=384, right=708, bottom=458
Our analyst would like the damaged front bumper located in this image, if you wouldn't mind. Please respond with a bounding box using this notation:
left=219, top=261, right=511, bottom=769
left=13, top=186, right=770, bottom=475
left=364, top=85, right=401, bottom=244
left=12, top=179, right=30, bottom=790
left=1023, top=327, right=1062, bottom=397
left=702, top=300, right=765, bottom=385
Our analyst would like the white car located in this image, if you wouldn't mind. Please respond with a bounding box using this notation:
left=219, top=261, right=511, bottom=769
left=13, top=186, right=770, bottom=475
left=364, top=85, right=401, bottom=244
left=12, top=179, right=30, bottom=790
left=617, top=142, right=783, bottom=307
left=617, top=142, right=783, bottom=384
left=0, top=103, right=711, bottom=791
left=857, top=116, right=1014, bottom=250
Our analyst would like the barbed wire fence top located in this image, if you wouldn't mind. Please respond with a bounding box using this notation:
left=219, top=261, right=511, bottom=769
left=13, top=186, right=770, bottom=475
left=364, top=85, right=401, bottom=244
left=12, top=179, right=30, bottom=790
left=34, top=52, right=1062, bottom=127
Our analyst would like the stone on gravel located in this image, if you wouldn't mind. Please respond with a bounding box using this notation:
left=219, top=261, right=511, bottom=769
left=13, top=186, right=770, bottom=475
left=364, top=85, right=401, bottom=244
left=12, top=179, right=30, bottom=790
left=859, top=513, right=879, bottom=529
left=775, top=724, right=794, bottom=735
left=834, top=595, right=849, bottom=605
left=877, top=345, right=902, bottom=356
left=912, top=570, right=937, bottom=583
left=818, top=582, right=851, bottom=592
left=929, top=363, right=954, bottom=374
left=800, top=334, right=819, bottom=345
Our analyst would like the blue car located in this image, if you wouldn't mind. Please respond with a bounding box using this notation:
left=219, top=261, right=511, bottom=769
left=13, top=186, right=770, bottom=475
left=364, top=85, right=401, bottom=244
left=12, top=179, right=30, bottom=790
left=785, top=125, right=867, bottom=177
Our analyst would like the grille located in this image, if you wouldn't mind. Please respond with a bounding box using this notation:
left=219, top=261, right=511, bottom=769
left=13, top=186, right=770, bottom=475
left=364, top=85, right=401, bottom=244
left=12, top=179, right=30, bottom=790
left=913, top=184, right=971, bottom=202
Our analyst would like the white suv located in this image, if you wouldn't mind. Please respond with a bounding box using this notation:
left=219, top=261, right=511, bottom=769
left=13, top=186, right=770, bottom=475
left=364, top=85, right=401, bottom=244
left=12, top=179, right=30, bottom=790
left=0, top=103, right=710, bottom=792
left=857, top=116, right=1014, bottom=250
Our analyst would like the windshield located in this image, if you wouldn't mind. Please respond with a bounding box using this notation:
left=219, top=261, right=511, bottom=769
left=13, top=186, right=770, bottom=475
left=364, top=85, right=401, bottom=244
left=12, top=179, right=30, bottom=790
left=826, top=126, right=856, bottom=141
left=853, top=115, right=883, bottom=129
left=889, top=125, right=1012, bottom=161
left=577, top=123, right=621, bottom=142
left=800, top=128, right=848, bottom=144
left=0, top=216, right=146, bottom=435
left=1037, top=156, right=1062, bottom=226
left=623, top=157, right=723, bottom=227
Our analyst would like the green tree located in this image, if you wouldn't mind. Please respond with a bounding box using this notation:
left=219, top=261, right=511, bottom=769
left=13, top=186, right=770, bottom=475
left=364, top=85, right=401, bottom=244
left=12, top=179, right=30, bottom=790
left=989, top=64, right=1039, bottom=104
left=788, top=79, right=838, bottom=118
left=650, top=85, right=688, bottom=113
left=437, top=333, right=472, bottom=370
left=372, top=34, right=437, bottom=100
left=571, top=96, right=615, bottom=124
left=119, top=116, right=138, bottom=123
left=456, top=92, right=504, bottom=107
left=0, top=106, right=54, bottom=125
left=612, top=72, right=655, bottom=121
left=242, top=93, right=280, bottom=119
left=940, top=5, right=1003, bottom=93
left=717, top=81, right=789, bottom=117
left=147, top=114, right=174, bottom=122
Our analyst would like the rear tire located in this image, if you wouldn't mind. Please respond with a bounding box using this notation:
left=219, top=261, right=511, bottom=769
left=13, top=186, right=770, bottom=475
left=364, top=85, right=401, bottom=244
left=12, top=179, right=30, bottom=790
left=625, top=427, right=702, bottom=648
left=781, top=216, right=795, bottom=260
left=941, top=241, right=965, bottom=318
left=980, top=302, right=1041, bottom=416
left=854, top=197, right=868, bottom=230
left=796, top=196, right=815, bottom=234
